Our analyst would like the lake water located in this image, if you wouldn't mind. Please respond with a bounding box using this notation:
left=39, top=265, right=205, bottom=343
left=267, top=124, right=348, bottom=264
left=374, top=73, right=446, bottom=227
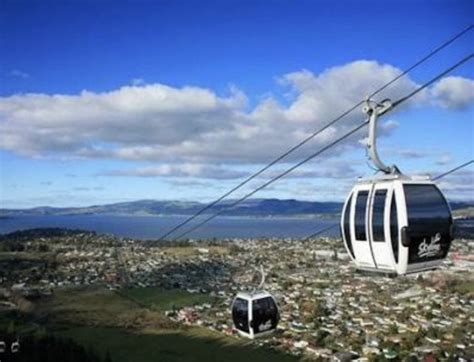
left=0, top=215, right=341, bottom=240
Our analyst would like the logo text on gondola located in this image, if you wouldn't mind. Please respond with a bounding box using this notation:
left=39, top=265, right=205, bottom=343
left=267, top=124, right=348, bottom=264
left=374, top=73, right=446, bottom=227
left=259, top=320, right=272, bottom=332
left=417, top=233, right=442, bottom=258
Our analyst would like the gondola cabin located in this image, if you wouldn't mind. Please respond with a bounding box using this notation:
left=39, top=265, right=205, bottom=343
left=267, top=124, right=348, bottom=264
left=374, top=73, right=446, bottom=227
left=341, top=174, right=453, bottom=275
left=231, top=291, right=279, bottom=339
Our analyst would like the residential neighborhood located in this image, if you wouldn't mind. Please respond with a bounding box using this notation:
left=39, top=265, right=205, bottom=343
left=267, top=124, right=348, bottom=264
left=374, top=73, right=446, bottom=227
left=0, top=228, right=472, bottom=360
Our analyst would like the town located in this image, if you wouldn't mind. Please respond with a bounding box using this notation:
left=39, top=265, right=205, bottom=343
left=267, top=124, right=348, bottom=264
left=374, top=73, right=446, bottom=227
left=0, top=228, right=473, bottom=361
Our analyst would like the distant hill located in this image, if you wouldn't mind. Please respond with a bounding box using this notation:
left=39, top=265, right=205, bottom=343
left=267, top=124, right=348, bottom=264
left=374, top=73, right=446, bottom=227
left=0, top=199, right=342, bottom=217
left=1, top=199, right=472, bottom=218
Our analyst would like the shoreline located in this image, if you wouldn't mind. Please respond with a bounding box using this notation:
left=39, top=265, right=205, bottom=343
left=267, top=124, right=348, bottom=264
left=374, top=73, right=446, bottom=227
left=0, top=212, right=340, bottom=220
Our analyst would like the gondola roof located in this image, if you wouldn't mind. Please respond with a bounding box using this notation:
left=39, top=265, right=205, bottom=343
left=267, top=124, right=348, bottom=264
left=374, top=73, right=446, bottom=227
left=356, top=173, right=432, bottom=183
left=234, top=290, right=272, bottom=299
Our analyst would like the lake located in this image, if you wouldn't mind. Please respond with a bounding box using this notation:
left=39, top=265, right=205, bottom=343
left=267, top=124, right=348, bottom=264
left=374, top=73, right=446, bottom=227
left=0, top=214, right=341, bottom=240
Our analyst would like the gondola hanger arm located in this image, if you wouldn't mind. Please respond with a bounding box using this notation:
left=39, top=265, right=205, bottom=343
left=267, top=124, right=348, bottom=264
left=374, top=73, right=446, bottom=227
left=363, top=98, right=400, bottom=174
left=251, top=265, right=266, bottom=293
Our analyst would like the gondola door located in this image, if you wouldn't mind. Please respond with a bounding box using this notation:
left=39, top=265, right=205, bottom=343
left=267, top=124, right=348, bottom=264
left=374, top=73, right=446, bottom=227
left=369, top=183, right=396, bottom=271
left=402, top=183, right=453, bottom=267
left=232, top=297, right=250, bottom=335
left=251, top=297, right=278, bottom=335
left=351, top=185, right=376, bottom=268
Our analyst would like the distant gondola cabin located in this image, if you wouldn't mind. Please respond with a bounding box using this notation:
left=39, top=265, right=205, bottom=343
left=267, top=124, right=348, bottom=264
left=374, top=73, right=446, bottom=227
left=231, top=291, right=279, bottom=339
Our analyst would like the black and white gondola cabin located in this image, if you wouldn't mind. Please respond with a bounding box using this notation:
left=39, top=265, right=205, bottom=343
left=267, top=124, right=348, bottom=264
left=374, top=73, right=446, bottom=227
left=341, top=171, right=453, bottom=275
left=231, top=291, right=279, bottom=339
left=341, top=99, right=454, bottom=275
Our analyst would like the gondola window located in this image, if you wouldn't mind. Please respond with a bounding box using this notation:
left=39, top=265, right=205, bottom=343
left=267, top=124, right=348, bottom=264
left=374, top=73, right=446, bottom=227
left=372, top=190, right=387, bottom=242
left=355, top=191, right=368, bottom=240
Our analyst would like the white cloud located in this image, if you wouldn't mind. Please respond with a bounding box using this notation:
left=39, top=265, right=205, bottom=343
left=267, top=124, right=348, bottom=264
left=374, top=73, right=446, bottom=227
left=0, top=60, right=469, bottom=178
left=0, top=84, right=247, bottom=156
left=279, top=61, right=421, bottom=124
left=431, top=76, right=474, bottom=109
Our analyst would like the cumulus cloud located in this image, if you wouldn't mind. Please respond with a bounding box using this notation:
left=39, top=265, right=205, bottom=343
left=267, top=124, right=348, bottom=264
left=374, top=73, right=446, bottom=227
left=0, top=84, right=247, bottom=156
left=431, top=76, right=474, bottom=109
left=0, top=60, right=469, bottom=180
left=279, top=61, right=421, bottom=124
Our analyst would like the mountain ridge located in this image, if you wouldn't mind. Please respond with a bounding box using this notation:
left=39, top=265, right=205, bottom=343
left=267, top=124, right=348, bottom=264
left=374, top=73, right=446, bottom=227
left=0, top=198, right=341, bottom=217
left=1, top=198, right=473, bottom=217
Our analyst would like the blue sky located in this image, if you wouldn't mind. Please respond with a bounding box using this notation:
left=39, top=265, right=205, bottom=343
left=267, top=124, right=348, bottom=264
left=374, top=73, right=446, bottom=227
left=1, top=0, right=473, bottom=208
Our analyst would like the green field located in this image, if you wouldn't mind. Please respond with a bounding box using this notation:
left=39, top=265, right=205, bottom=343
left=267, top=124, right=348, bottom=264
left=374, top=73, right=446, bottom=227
left=56, top=326, right=297, bottom=362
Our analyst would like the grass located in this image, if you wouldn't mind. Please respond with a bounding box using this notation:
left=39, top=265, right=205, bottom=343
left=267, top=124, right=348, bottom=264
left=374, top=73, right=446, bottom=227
left=55, top=326, right=298, bottom=362
left=41, top=287, right=172, bottom=330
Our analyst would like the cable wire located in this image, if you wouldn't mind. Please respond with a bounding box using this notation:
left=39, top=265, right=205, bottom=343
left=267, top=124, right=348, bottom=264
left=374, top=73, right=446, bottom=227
left=171, top=54, right=474, bottom=240
left=392, top=53, right=473, bottom=108
left=157, top=25, right=473, bottom=241
left=433, top=159, right=474, bottom=181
